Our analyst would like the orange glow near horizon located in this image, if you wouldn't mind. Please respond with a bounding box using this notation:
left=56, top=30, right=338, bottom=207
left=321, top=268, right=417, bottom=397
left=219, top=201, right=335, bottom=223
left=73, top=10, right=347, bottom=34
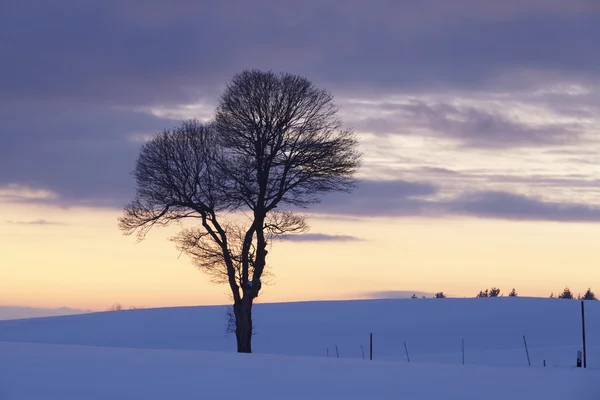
left=2, top=201, right=600, bottom=311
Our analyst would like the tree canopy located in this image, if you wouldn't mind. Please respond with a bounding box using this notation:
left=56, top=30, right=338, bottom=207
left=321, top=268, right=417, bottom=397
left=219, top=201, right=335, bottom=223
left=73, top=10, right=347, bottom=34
left=119, top=70, right=361, bottom=352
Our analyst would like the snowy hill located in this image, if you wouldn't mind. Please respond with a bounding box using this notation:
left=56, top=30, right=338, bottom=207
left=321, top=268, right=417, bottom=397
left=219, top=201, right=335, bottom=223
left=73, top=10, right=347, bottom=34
left=0, top=297, right=598, bottom=369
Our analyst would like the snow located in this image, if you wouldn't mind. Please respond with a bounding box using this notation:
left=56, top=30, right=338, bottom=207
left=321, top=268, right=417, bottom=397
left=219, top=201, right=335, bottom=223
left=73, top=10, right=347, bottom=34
left=0, top=297, right=598, bottom=398
left=0, top=341, right=597, bottom=399
left=1, top=297, right=598, bottom=368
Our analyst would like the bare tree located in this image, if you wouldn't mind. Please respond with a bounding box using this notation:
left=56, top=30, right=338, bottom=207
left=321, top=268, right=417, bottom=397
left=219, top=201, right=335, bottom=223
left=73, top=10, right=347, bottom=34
left=108, top=303, right=123, bottom=311
left=119, top=70, right=361, bottom=353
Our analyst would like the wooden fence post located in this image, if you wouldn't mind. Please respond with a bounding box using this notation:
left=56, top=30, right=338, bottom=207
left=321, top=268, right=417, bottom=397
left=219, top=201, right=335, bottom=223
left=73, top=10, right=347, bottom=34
left=523, top=335, right=531, bottom=366
left=582, top=300, right=587, bottom=368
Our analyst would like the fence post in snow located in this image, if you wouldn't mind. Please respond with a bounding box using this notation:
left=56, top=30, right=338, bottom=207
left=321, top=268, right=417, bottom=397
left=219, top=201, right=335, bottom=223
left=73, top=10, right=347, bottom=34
left=461, top=338, right=465, bottom=365
left=361, top=344, right=365, bottom=360
left=523, top=335, right=531, bottom=366
left=335, top=345, right=339, bottom=359
left=404, top=341, right=410, bottom=362
left=326, top=347, right=329, bottom=358
left=582, top=300, right=587, bottom=368
left=370, top=333, right=373, bottom=361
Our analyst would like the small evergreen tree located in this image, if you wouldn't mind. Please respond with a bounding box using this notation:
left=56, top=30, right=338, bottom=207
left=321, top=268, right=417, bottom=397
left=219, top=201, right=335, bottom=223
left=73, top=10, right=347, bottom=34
left=476, top=289, right=489, bottom=298
left=508, top=288, right=517, bottom=297
left=549, top=292, right=555, bottom=298
left=582, top=288, right=597, bottom=300
left=558, top=287, right=574, bottom=299
left=434, top=292, right=446, bottom=298
left=489, top=287, right=501, bottom=297
left=411, top=293, right=417, bottom=299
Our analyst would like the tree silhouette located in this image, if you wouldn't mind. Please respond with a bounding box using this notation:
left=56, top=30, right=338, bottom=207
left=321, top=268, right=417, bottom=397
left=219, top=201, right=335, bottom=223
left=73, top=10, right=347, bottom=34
left=477, top=287, right=501, bottom=297
left=434, top=292, right=446, bottom=298
left=558, top=287, right=574, bottom=299
left=508, top=288, right=517, bottom=297
left=582, top=288, right=597, bottom=300
left=119, top=70, right=361, bottom=353
left=107, top=303, right=123, bottom=311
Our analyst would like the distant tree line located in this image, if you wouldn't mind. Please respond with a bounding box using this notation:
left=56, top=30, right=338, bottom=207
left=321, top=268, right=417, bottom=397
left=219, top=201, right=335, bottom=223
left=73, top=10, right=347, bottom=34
left=409, top=287, right=597, bottom=300
left=107, top=303, right=144, bottom=311
left=550, top=287, right=597, bottom=300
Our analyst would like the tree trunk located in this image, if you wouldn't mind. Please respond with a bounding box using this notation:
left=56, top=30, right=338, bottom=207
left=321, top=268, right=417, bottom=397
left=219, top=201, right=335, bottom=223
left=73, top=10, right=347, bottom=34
left=234, top=297, right=253, bottom=353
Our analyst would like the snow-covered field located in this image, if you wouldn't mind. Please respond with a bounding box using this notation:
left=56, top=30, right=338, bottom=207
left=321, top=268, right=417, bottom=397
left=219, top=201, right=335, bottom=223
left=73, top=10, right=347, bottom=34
left=1, top=341, right=597, bottom=399
left=0, top=298, right=598, bottom=398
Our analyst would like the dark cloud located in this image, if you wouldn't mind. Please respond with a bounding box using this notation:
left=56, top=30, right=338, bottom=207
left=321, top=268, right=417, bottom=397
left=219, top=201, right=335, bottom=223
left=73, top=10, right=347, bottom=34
left=313, top=179, right=600, bottom=222
left=6, top=219, right=67, bottom=226
left=0, top=102, right=176, bottom=207
left=312, top=180, right=438, bottom=217
left=400, top=167, right=600, bottom=190
left=1, top=0, right=599, bottom=213
left=446, top=190, right=600, bottom=222
left=1, top=1, right=599, bottom=106
left=282, top=233, right=363, bottom=243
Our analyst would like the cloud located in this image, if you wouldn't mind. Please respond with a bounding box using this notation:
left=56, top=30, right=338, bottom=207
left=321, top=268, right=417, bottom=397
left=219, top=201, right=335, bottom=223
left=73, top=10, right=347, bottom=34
left=1, top=1, right=598, bottom=213
left=347, top=99, right=584, bottom=148
left=1, top=1, right=599, bottom=107
left=0, top=103, right=176, bottom=207
left=312, top=179, right=600, bottom=223
left=446, top=190, right=600, bottom=222
left=6, top=219, right=67, bottom=226
left=313, top=180, right=438, bottom=217
left=0, top=306, right=93, bottom=321
left=0, top=184, right=59, bottom=203
left=282, top=233, right=363, bottom=243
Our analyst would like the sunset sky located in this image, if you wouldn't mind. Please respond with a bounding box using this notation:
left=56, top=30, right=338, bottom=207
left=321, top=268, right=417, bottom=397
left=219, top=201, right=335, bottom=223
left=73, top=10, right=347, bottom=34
left=2, top=0, right=600, bottom=311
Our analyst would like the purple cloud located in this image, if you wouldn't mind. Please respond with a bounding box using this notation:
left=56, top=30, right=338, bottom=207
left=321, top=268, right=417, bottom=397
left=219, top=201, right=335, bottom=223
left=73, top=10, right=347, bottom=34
left=312, top=180, right=438, bottom=217
left=312, top=180, right=600, bottom=223
left=5, top=219, right=67, bottom=226
left=348, top=99, right=584, bottom=148
left=1, top=0, right=598, bottom=221
left=446, top=190, right=600, bottom=222
left=282, top=234, right=363, bottom=243
left=0, top=102, right=175, bottom=207
left=1, top=1, right=598, bottom=106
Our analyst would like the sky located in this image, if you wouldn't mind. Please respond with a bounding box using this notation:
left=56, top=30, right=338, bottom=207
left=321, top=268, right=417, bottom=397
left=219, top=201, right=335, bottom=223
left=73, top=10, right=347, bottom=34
left=1, top=0, right=600, bottom=312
